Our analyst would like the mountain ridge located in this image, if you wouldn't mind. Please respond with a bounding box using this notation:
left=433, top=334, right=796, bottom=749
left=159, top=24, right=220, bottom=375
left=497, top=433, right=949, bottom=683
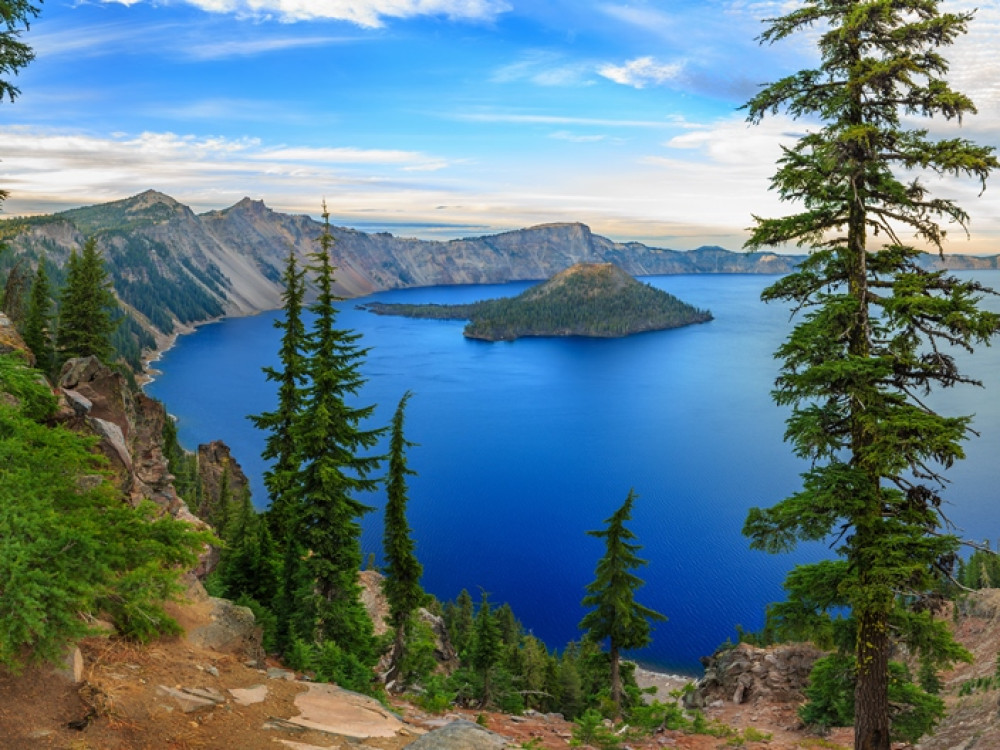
left=1, top=190, right=998, bottom=354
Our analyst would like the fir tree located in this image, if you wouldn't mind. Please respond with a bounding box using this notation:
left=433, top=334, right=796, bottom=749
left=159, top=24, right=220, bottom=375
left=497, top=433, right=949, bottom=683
left=296, top=204, right=382, bottom=661
left=250, top=250, right=307, bottom=542
left=56, top=238, right=118, bottom=365
left=471, top=590, right=502, bottom=707
left=22, top=260, right=53, bottom=374
left=579, top=489, right=666, bottom=718
left=249, top=250, right=308, bottom=652
left=446, top=588, right=475, bottom=658
left=382, top=390, right=426, bottom=689
left=742, top=3, right=998, bottom=747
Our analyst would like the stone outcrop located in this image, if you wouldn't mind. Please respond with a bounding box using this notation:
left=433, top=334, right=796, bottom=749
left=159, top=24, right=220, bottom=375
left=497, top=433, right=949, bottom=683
left=196, top=440, right=250, bottom=520
left=54, top=356, right=203, bottom=524
left=181, top=577, right=264, bottom=666
left=358, top=569, right=460, bottom=677
left=692, top=642, right=824, bottom=707
left=0, top=312, right=33, bottom=365
left=406, top=719, right=512, bottom=749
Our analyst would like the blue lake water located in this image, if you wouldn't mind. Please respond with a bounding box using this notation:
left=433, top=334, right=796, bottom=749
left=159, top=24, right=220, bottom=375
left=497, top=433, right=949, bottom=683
left=145, top=272, right=1000, bottom=675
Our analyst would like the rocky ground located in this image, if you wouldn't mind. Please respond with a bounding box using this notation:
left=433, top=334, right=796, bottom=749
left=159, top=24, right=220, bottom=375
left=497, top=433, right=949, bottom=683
left=6, top=586, right=1000, bottom=750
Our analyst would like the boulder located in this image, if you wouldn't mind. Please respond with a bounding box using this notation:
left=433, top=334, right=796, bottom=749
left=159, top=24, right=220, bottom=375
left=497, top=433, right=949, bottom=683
left=694, top=642, right=824, bottom=707
left=406, top=719, right=512, bottom=749
left=0, top=312, right=34, bottom=365
left=186, top=594, right=263, bottom=667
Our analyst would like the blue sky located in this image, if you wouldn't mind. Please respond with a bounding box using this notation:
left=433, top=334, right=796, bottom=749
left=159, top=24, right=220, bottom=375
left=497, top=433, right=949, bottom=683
left=3, top=0, right=999, bottom=250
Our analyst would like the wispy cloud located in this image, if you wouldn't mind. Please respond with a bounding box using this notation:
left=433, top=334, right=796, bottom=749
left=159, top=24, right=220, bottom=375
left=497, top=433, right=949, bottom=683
left=492, top=52, right=594, bottom=87
left=184, top=35, right=357, bottom=60
left=598, top=56, right=684, bottom=89
left=101, top=0, right=512, bottom=27
left=598, top=4, right=676, bottom=36
left=0, top=127, right=454, bottom=210
left=32, top=21, right=180, bottom=58
left=549, top=131, right=608, bottom=143
left=254, top=146, right=444, bottom=166
left=450, top=111, right=674, bottom=128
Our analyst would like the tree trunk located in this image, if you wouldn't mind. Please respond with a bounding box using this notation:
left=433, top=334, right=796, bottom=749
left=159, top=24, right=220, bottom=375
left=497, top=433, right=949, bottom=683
left=385, top=623, right=406, bottom=692
left=610, top=641, right=622, bottom=719
left=855, top=604, right=891, bottom=750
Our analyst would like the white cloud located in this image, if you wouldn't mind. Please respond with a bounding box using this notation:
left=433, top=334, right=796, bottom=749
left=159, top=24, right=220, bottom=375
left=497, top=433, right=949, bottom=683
left=549, top=131, right=607, bottom=143
left=450, top=111, right=673, bottom=128
left=184, top=35, right=356, bottom=59
left=492, top=52, right=594, bottom=87
left=101, top=0, right=512, bottom=27
left=598, top=4, right=676, bottom=36
left=598, top=57, right=684, bottom=89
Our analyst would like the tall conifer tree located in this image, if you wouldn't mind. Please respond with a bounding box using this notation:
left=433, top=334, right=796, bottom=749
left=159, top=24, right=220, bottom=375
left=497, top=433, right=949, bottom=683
left=251, top=250, right=307, bottom=540
left=742, top=3, right=998, bottom=747
left=296, top=204, right=383, bottom=660
left=382, top=390, right=426, bottom=688
left=22, top=261, right=53, bottom=374
left=579, top=489, right=665, bottom=718
left=249, top=250, right=308, bottom=651
left=56, top=238, right=118, bottom=365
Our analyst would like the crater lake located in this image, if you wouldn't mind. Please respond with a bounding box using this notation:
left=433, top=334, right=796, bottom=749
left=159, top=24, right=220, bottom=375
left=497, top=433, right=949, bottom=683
left=145, top=271, right=1000, bottom=675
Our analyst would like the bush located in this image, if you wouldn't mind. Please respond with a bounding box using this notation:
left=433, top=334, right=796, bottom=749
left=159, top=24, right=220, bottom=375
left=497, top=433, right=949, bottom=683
left=569, top=708, right=622, bottom=750
left=0, top=355, right=211, bottom=670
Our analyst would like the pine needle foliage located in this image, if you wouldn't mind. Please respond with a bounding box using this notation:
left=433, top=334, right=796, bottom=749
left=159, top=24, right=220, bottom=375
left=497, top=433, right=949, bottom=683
left=295, top=204, right=383, bottom=660
left=56, top=237, right=119, bottom=366
left=249, top=250, right=307, bottom=543
left=742, top=2, right=998, bottom=748
left=382, top=390, right=427, bottom=689
left=22, top=260, right=53, bottom=375
left=0, top=354, right=211, bottom=670
left=579, top=490, right=666, bottom=718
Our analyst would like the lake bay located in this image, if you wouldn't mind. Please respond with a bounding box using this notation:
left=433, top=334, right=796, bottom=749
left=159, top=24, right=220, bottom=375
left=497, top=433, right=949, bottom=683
left=145, top=272, right=1000, bottom=675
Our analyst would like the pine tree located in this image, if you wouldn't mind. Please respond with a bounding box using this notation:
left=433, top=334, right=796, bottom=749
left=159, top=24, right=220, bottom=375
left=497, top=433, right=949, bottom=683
left=249, top=250, right=308, bottom=652
left=296, top=204, right=383, bottom=661
left=579, top=489, right=666, bottom=718
left=0, top=1, right=40, bottom=107
left=382, top=390, right=426, bottom=689
left=250, top=250, right=307, bottom=542
left=56, top=238, right=118, bottom=365
left=446, top=588, right=475, bottom=658
left=22, top=261, right=53, bottom=374
left=742, top=3, right=998, bottom=748
left=471, top=590, right=502, bottom=707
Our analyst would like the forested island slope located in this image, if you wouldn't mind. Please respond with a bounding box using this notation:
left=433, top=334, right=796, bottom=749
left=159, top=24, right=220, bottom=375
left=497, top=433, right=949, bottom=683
left=362, top=262, right=713, bottom=340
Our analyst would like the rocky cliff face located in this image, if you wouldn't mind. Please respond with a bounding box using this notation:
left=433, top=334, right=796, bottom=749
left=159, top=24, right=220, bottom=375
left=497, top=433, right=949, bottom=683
left=54, top=356, right=204, bottom=526
left=690, top=642, right=824, bottom=708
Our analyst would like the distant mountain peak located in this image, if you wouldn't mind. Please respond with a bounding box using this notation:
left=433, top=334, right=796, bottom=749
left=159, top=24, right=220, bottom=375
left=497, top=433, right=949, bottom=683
left=226, top=197, right=272, bottom=216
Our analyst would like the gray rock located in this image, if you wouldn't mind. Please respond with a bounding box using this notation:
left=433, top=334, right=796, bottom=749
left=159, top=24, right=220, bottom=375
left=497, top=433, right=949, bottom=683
left=187, top=597, right=263, bottom=666
left=229, top=684, right=268, bottom=706
left=406, top=719, right=512, bottom=749
left=62, top=388, right=93, bottom=416
left=156, top=685, right=224, bottom=713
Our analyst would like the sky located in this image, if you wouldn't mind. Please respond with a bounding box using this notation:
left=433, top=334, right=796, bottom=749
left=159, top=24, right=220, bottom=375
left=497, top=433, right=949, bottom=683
left=2, top=0, right=999, bottom=251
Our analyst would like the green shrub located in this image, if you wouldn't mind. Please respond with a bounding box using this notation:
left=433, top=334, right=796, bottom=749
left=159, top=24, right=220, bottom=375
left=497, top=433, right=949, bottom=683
left=0, top=354, right=211, bottom=670
left=569, top=708, right=622, bottom=750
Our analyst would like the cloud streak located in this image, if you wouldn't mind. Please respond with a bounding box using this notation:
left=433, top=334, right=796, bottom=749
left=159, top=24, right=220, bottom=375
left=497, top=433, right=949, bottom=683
left=598, top=56, right=684, bottom=89
left=101, top=0, right=512, bottom=27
